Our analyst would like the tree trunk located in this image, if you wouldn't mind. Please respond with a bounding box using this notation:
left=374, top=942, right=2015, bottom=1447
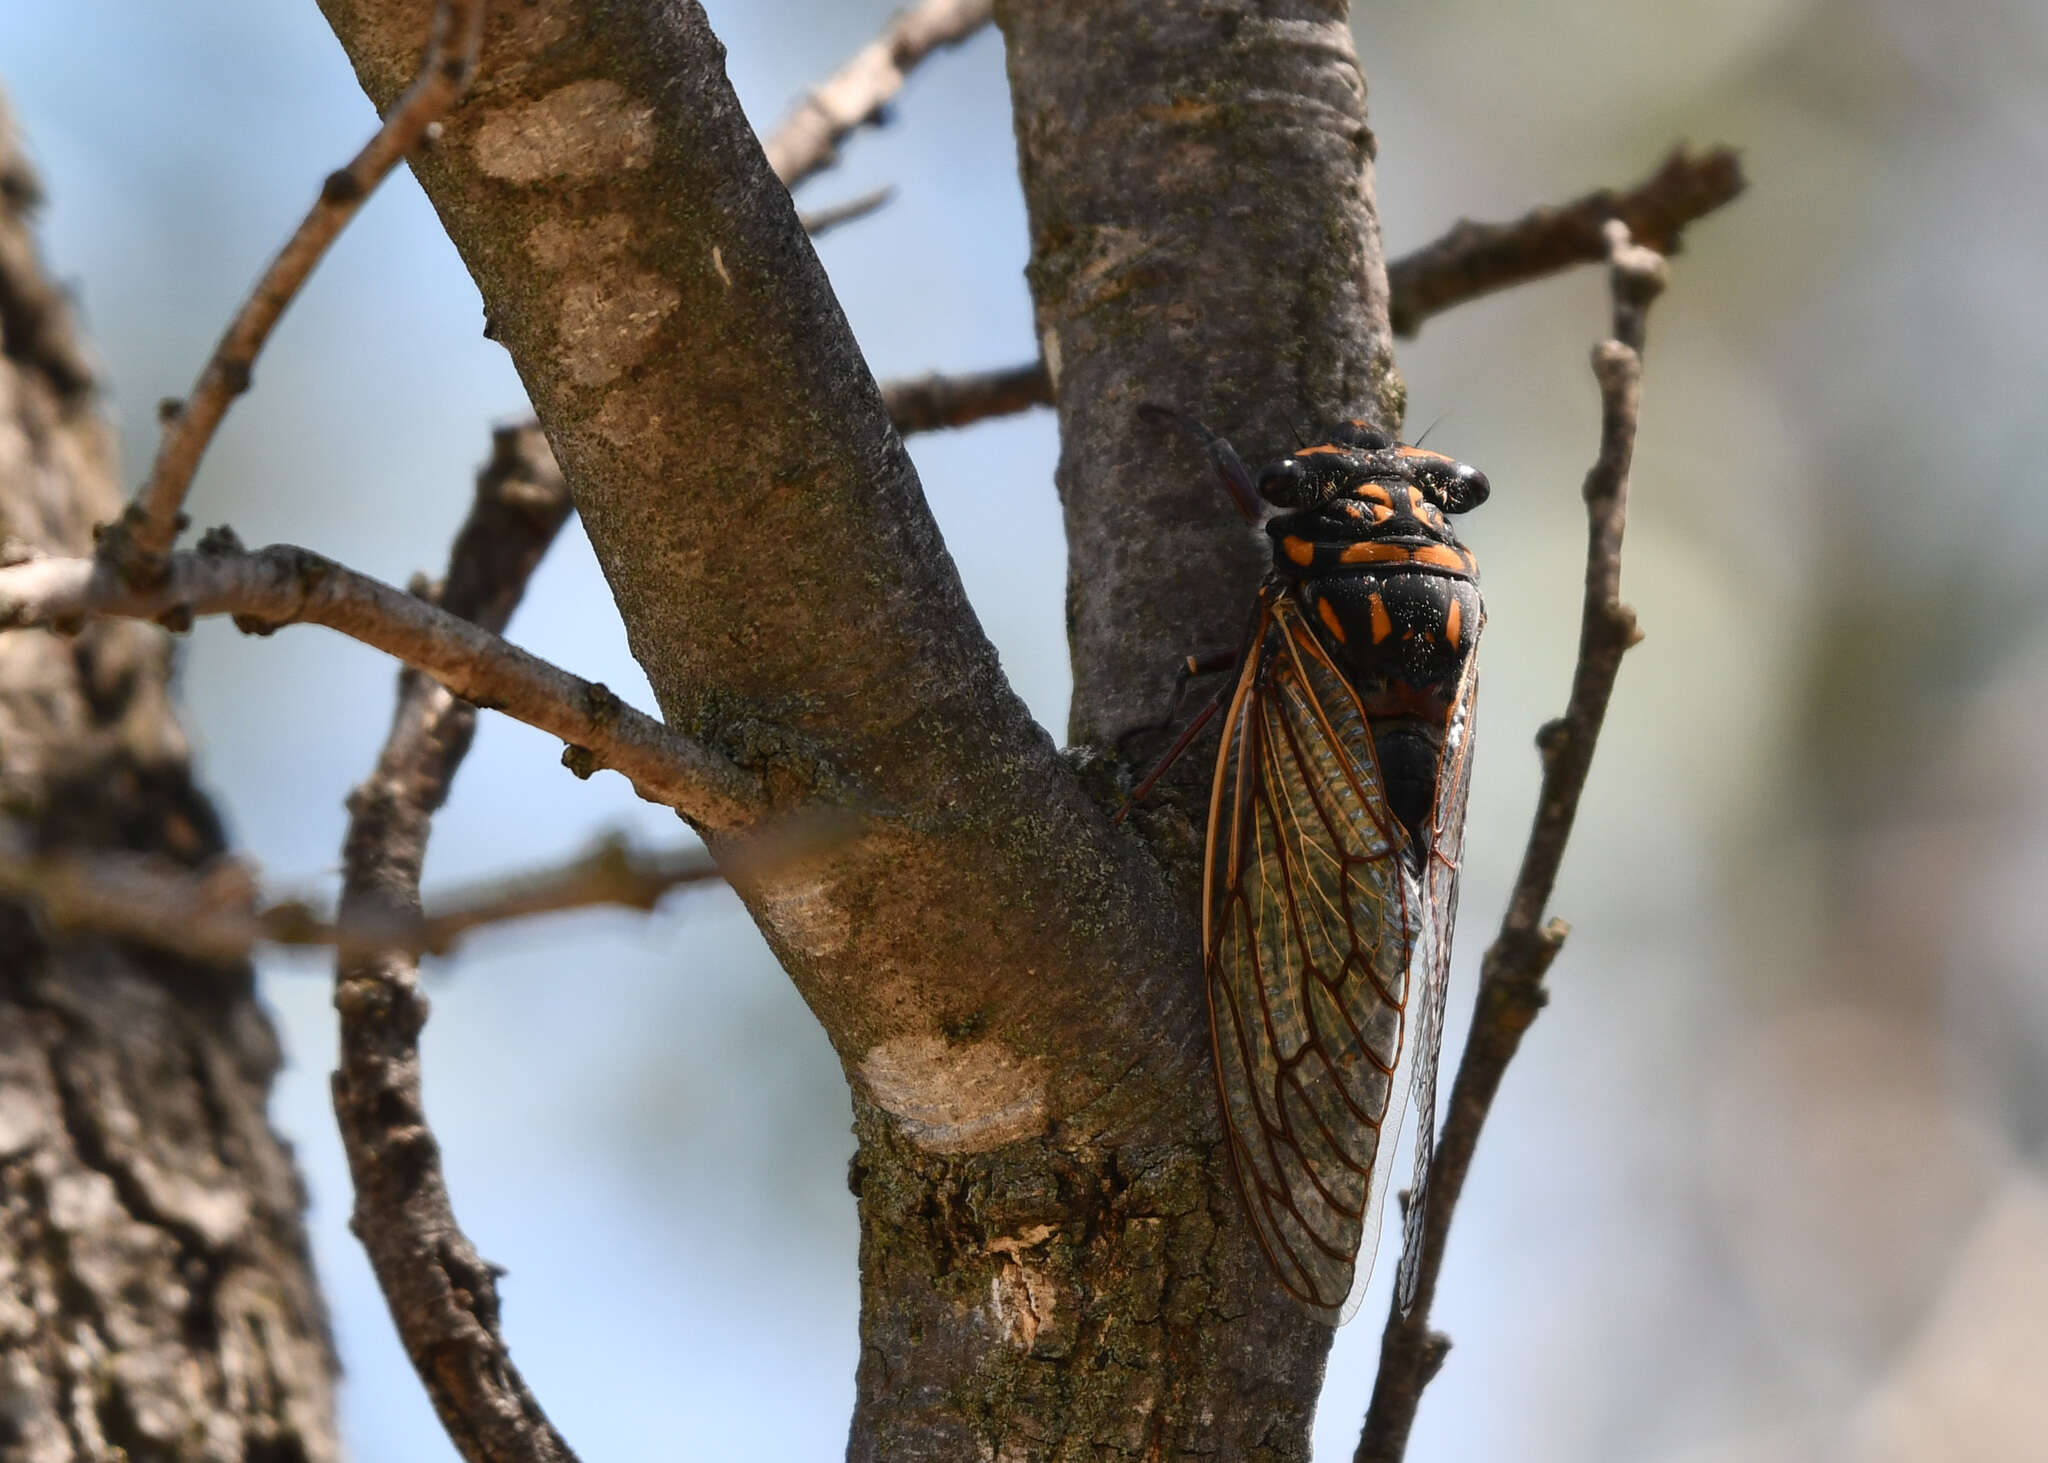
left=0, top=99, right=339, bottom=1463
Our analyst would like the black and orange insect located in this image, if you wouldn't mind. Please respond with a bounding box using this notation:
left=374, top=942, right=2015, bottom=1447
left=1129, top=408, right=1488, bottom=1324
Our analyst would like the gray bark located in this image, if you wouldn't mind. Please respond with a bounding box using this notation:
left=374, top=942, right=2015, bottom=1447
left=0, top=99, right=339, bottom=1463
left=313, top=0, right=1402, bottom=1454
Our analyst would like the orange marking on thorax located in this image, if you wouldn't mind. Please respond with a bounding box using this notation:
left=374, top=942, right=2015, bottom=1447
left=1295, top=444, right=1348, bottom=457
left=1282, top=535, right=1316, bottom=566
left=1411, top=544, right=1470, bottom=573
left=1368, top=593, right=1393, bottom=643
left=1316, top=596, right=1347, bottom=643
left=1445, top=597, right=1463, bottom=648
left=1337, top=540, right=1411, bottom=565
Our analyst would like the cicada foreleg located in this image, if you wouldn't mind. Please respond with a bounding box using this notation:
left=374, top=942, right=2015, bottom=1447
left=1111, top=649, right=1240, bottom=825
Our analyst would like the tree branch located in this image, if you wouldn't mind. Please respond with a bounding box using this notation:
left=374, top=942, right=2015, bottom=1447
left=109, top=0, right=485, bottom=574
left=799, top=184, right=896, bottom=238
left=1354, top=222, right=1668, bottom=1463
left=1385, top=145, right=1739, bottom=337
left=882, top=360, right=1053, bottom=435
left=0, top=835, right=726, bottom=967
left=869, top=147, right=1739, bottom=437
left=329, top=416, right=583, bottom=1463
left=0, top=533, right=761, bottom=831
left=761, top=0, right=994, bottom=192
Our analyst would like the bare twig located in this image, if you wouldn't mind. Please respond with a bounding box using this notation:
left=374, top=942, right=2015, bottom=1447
left=883, top=360, right=1054, bottom=434
left=331, top=419, right=583, bottom=1463
left=762, top=0, right=993, bottom=192
left=107, top=0, right=486, bottom=575
left=872, top=148, right=1738, bottom=436
left=0, top=536, right=761, bottom=830
left=1385, top=145, right=1739, bottom=337
left=0, top=837, right=726, bottom=967
left=1354, top=222, right=1668, bottom=1463
left=800, top=184, right=897, bottom=238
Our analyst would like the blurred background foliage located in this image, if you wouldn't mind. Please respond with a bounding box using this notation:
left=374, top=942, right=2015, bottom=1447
left=3, top=0, right=2044, bottom=1458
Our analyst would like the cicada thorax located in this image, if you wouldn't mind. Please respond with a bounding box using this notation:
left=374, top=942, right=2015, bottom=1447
left=1256, top=426, right=1486, bottom=860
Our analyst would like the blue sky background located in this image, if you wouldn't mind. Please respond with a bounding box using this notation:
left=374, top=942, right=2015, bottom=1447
left=5, top=1, right=2047, bottom=1458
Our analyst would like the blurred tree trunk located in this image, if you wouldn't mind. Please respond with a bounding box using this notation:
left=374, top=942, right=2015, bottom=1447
left=0, top=102, right=339, bottom=1463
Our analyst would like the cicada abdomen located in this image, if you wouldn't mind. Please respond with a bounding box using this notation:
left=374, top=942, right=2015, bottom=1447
left=1149, top=414, right=1487, bottom=1324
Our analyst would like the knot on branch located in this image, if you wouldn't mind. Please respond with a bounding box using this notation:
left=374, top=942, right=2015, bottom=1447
left=195, top=524, right=244, bottom=557
left=1418, top=1331, right=1454, bottom=1386
left=1603, top=221, right=1668, bottom=354
left=1589, top=339, right=1641, bottom=397
left=91, top=503, right=181, bottom=591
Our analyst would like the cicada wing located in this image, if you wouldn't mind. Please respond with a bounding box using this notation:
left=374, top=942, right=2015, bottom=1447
left=1205, top=594, right=1424, bottom=1325
left=1394, top=643, right=1480, bottom=1313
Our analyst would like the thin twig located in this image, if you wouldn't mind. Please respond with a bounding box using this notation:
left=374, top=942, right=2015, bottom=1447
left=800, top=184, right=897, bottom=238
left=107, top=0, right=486, bottom=575
left=883, top=361, right=1054, bottom=435
left=870, top=148, right=1738, bottom=436
left=761, top=0, right=993, bottom=192
left=0, top=837, right=725, bottom=967
left=0, top=535, right=761, bottom=830
left=1385, top=145, right=1739, bottom=337
left=1354, top=222, right=1668, bottom=1463
left=331, top=419, right=582, bottom=1463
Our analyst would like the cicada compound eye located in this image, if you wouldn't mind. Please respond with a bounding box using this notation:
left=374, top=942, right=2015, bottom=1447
left=1414, top=458, right=1490, bottom=514
left=1256, top=457, right=1313, bottom=508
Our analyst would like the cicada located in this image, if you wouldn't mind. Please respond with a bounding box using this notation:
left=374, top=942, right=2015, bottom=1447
left=1132, top=412, right=1488, bottom=1325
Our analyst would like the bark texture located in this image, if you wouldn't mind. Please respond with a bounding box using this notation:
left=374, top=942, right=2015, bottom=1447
left=310, top=2, right=1391, bottom=1455
left=0, top=102, right=339, bottom=1463
left=1001, top=0, right=1402, bottom=753
left=313, top=0, right=1199, bottom=1151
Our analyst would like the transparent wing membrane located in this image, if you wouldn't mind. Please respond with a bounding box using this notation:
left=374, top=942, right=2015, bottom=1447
left=1204, top=594, right=1431, bottom=1324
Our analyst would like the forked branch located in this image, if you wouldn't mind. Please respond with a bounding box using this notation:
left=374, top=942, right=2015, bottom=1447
left=1355, top=222, right=1669, bottom=1463
left=109, top=0, right=486, bottom=574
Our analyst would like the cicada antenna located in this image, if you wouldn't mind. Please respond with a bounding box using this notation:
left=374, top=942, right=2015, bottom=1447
left=1138, top=402, right=1262, bottom=523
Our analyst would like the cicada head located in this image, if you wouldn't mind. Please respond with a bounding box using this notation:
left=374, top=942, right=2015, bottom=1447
left=1257, top=419, right=1489, bottom=517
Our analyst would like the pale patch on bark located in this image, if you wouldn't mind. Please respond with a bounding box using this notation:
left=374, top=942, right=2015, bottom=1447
left=500, top=0, right=575, bottom=56
left=471, top=79, right=656, bottom=184
left=1040, top=326, right=1062, bottom=391
left=525, top=212, right=635, bottom=270
left=988, top=1258, right=1056, bottom=1352
left=751, top=873, right=854, bottom=959
left=554, top=273, right=681, bottom=388
left=858, top=1034, right=1049, bottom=1154
left=987, top=1225, right=1073, bottom=1356
left=590, top=387, right=662, bottom=451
